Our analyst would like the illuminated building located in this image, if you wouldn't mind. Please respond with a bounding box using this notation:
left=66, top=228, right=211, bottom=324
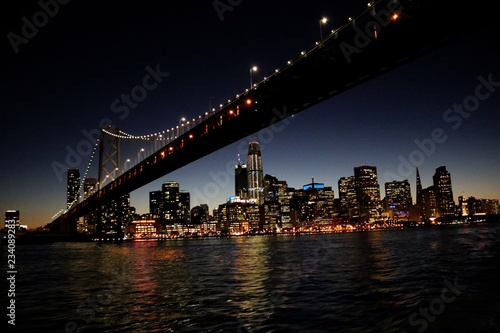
left=217, top=197, right=260, bottom=232
left=354, top=165, right=381, bottom=221
left=385, top=180, right=412, bottom=211
left=247, top=142, right=264, bottom=205
left=149, top=190, right=162, bottom=219
left=126, top=219, right=160, bottom=238
left=338, top=176, right=359, bottom=219
left=67, top=168, right=80, bottom=209
left=101, top=194, right=130, bottom=234
left=162, top=181, right=181, bottom=224
left=179, top=190, right=191, bottom=224
left=422, top=186, right=437, bottom=220
left=5, top=210, right=20, bottom=230
left=235, top=154, right=248, bottom=198
left=433, top=166, right=455, bottom=217
left=82, top=178, right=97, bottom=233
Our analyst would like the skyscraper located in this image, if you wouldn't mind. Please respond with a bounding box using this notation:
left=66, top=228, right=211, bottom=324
left=385, top=180, right=412, bottom=212
left=149, top=190, right=162, bottom=219
left=82, top=178, right=97, bottom=233
left=162, top=181, right=181, bottom=224
left=354, top=165, right=381, bottom=221
left=247, top=142, right=264, bottom=205
left=179, top=190, right=191, bottom=224
left=67, top=169, right=80, bottom=209
left=433, top=166, right=455, bottom=217
left=416, top=167, right=424, bottom=220
left=338, top=176, right=358, bottom=218
left=235, top=154, right=248, bottom=198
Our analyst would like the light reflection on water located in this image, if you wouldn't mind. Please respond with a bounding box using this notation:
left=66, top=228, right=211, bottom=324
left=8, top=224, right=500, bottom=332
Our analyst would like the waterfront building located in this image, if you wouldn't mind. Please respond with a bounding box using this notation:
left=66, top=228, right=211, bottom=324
left=354, top=165, right=381, bottom=222
left=5, top=210, right=20, bottom=230
left=385, top=180, right=412, bottom=211
left=101, top=194, right=130, bottom=234
left=433, top=166, right=455, bottom=217
left=162, top=181, right=181, bottom=225
left=149, top=190, right=162, bottom=219
left=180, top=190, right=191, bottom=224
left=217, top=197, right=260, bottom=232
left=338, top=176, right=359, bottom=219
left=422, top=186, right=437, bottom=220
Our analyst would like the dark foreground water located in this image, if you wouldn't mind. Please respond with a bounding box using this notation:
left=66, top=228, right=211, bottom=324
left=4, top=224, right=500, bottom=333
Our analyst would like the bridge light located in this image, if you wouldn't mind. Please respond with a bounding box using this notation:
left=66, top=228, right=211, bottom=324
left=246, top=99, right=252, bottom=105
left=189, top=134, right=194, bottom=139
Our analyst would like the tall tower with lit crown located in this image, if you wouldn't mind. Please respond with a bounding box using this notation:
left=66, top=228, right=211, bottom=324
left=247, top=142, right=264, bottom=205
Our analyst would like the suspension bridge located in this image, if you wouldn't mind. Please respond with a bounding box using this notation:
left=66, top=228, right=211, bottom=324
left=45, top=0, right=497, bottom=237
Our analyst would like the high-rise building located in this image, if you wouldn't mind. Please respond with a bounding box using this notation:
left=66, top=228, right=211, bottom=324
left=338, top=176, right=358, bottom=218
left=149, top=190, right=162, bottom=219
left=179, top=190, right=191, bottom=224
left=5, top=210, right=20, bottom=230
left=81, top=178, right=97, bottom=233
left=83, top=178, right=97, bottom=199
left=100, top=194, right=130, bottom=234
left=67, top=169, right=80, bottom=209
left=416, top=167, right=425, bottom=218
left=247, top=142, right=264, bottom=205
left=354, top=165, right=381, bottom=221
left=433, top=166, right=455, bottom=217
left=235, top=154, right=248, bottom=198
left=385, top=180, right=412, bottom=212
left=162, top=181, right=181, bottom=224
left=423, top=186, right=437, bottom=219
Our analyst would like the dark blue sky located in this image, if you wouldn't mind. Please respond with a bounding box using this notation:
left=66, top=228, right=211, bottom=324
left=1, top=0, right=499, bottom=228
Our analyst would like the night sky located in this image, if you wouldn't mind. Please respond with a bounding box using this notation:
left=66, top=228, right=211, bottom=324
left=2, top=0, right=499, bottom=229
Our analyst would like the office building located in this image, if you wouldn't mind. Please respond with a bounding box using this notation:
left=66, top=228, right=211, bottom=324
left=385, top=180, right=412, bottom=212
left=433, top=166, right=455, bottom=217
left=235, top=154, right=248, bottom=198
left=67, top=168, right=80, bottom=209
left=354, top=165, right=381, bottom=221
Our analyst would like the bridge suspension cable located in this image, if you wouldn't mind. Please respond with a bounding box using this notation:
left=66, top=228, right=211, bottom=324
left=51, top=138, right=100, bottom=220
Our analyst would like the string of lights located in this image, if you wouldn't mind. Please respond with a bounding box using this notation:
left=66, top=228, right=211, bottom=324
left=51, top=138, right=100, bottom=219
left=50, top=0, right=388, bottom=221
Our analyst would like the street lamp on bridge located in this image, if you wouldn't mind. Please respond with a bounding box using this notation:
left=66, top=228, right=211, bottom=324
left=319, top=17, right=328, bottom=44
left=250, top=66, right=257, bottom=89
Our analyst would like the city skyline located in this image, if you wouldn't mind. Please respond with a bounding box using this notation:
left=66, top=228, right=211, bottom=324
left=1, top=1, right=499, bottom=229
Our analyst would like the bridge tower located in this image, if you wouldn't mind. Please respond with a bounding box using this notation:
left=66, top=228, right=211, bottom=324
left=96, top=127, right=125, bottom=239
left=98, top=127, right=121, bottom=190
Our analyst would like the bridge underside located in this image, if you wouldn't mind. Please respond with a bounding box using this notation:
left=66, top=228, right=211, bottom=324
left=47, top=0, right=497, bottom=233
